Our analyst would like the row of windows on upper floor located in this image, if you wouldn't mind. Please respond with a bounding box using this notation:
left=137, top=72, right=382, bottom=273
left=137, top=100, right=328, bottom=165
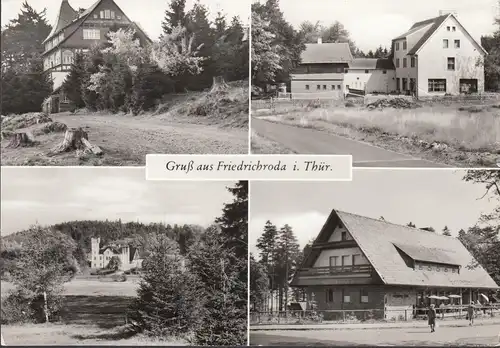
left=396, top=56, right=457, bottom=70
left=395, top=26, right=458, bottom=52
left=45, top=32, right=65, bottom=52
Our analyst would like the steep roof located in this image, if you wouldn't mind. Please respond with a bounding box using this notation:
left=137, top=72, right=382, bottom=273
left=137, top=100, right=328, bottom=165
left=300, top=43, right=353, bottom=64
left=349, top=58, right=395, bottom=70
left=43, top=0, right=78, bottom=43
left=393, top=14, right=487, bottom=56
left=299, top=209, right=499, bottom=289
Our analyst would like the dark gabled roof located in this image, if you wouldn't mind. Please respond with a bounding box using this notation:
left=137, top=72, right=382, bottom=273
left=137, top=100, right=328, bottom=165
left=349, top=58, right=395, bottom=70
left=43, top=0, right=152, bottom=51
left=296, top=209, right=499, bottom=289
left=43, top=0, right=79, bottom=43
left=406, top=14, right=449, bottom=55
left=300, top=43, right=353, bottom=64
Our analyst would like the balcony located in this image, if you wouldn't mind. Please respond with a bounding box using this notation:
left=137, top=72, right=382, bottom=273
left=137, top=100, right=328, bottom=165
left=311, top=239, right=358, bottom=250
left=296, top=264, right=373, bottom=277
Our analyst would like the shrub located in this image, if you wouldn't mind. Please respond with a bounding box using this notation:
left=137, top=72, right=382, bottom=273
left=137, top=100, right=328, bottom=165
left=1, top=289, right=63, bottom=324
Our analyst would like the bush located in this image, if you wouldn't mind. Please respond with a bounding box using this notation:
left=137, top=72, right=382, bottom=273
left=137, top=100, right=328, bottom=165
left=129, top=64, right=174, bottom=115
left=111, top=274, right=127, bottom=282
left=1, top=289, right=63, bottom=324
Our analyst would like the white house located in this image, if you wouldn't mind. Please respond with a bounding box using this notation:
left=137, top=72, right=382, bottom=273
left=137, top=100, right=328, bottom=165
left=90, top=237, right=144, bottom=271
left=392, top=12, right=487, bottom=97
left=344, top=58, right=396, bottom=94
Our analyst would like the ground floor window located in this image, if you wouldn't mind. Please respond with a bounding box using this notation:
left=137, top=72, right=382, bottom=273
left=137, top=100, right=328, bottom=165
left=428, top=79, right=447, bottom=92
left=402, top=78, right=407, bottom=91
left=396, top=78, right=400, bottom=91
left=326, top=289, right=334, bottom=303
left=305, top=84, right=310, bottom=90
left=361, top=289, right=369, bottom=303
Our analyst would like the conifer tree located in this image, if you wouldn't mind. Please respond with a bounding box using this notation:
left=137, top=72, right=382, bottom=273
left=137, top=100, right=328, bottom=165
left=162, top=0, right=187, bottom=35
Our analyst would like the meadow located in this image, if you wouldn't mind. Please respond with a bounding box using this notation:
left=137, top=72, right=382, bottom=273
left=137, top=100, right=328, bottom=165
left=1, top=277, right=187, bottom=346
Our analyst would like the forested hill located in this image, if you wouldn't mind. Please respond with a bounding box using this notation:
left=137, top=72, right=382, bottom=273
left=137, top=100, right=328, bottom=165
left=1, top=220, right=206, bottom=273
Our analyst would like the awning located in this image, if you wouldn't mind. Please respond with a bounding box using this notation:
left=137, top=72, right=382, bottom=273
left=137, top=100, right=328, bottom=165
left=448, top=295, right=462, bottom=298
left=428, top=296, right=449, bottom=300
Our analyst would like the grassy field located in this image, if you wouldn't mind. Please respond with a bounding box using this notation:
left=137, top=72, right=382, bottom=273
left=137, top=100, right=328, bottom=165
left=1, top=82, right=249, bottom=166
left=1, top=278, right=188, bottom=345
left=252, top=97, right=500, bottom=167
left=250, top=130, right=295, bottom=154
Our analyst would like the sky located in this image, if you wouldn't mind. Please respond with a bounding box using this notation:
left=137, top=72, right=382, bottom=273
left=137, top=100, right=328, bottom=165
left=0, top=167, right=235, bottom=236
left=268, top=0, right=499, bottom=52
left=249, top=169, right=499, bottom=255
left=1, top=0, right=249, bottom=40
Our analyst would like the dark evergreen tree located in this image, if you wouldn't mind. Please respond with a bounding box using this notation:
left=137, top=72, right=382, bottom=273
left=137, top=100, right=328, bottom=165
left=62, top=53, right=86, bottom=109
left=407, top=222, right=416, bottom=228
left=161, top=0, right=187, bottom=35
left=275, top=224, right=300, bottom=311
left=442, top=226, right=452, bottom=236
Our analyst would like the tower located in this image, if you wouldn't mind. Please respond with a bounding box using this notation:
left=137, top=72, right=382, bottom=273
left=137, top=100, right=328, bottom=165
left=91, top=237, right=100, bottom=268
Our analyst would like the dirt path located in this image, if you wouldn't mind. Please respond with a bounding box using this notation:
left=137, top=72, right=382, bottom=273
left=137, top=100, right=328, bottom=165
left=1, top=113, right=248, bottom=166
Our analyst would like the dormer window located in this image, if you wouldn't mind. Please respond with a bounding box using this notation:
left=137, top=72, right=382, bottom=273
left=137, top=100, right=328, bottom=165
left=341, top=231, right=347, bottom=241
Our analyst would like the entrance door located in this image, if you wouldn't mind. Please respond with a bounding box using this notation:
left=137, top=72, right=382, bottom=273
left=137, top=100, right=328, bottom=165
left=459, top=79, right=478, bottom=94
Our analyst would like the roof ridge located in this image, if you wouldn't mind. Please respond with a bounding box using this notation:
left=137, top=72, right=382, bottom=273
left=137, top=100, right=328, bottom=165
left=336, top=209, right=457, bottom=240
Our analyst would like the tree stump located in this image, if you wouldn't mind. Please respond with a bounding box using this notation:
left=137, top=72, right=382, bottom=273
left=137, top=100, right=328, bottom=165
left=210, top=76, right=229, bottom=93
left=50, top=127, right=103, bottom=156
left=7, top=132, right=35, bottom=148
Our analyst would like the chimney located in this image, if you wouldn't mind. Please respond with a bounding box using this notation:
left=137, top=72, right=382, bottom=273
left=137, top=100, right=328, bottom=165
left=317, top=37, right=322, bottom=45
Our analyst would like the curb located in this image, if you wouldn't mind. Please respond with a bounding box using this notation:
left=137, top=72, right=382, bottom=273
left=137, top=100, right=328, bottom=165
left=250, top=320, right=500, bottom=331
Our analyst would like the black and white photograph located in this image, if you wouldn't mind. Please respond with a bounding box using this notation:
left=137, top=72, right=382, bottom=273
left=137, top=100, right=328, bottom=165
left=249, top=169, right=500, bottom=346
left=0, top=168, right=248, bottom=346
left=251, top=0, right=500, bottom=168
left=1, top=0, right=250, bottom=166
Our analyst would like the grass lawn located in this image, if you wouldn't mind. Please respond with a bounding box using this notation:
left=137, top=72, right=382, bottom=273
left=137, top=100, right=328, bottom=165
left=253, top=97, right=500, bottom=166
left=1, top=278, right=188, bottom=345
left=250, top=130, right=295, bottom=154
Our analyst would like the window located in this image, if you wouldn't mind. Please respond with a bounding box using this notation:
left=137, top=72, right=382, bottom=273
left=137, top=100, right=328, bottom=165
left=403, top=58, right=407, bottom=68
left=365, top=69, right=369, bottom=74
left=341, top=255, right=350, bottom=267
left=337, top=85, right=341, bottom=90
left=443, top=39, right=449, bottom=48
left=454, top=39, right=460, bottom=48
left=63, top=50, right=74, bottom=64
left=381, top=70, right=386, bottom=74
left=428, top=79, right=447, bottom=92
left=396, top=78, right=400, bottom=90
left=395, top=42, right=400, bottom=50
left=94, top=256, right=96, bottom=260
left=444, top=267, right=448, bottom=272
left=323, top=85, right=327, bottom=90
left=396, top=58, right=400, bottom=68
left=447, top=26, right=451, bottom=31
left=305, top=84, right=310, bottom=90
left=326, top=289, right=334, bottom=303
left=341, top=231, right=347, bottom=241
left=452, top=26, right=456, bottom=32
left=418, top=264, right=423, bottom=270
left=83, top=29, right=100, bottom=40
left=331, top=85, right=335, bottom=90
left=111, top=11, right=116, bottom=19
left=361, top=289, right=369, bottom=303
left=100, top=10, right=105, bottom=18
left=104, top=10, right=111, bottom=19
left=447, top=57, right=455, bottom=70
left=427, top=265, right=432, bottom=271
left=403, top=41, right=407, bottom=50
left=343, top=294, right=351, bottom=303
left=316, top=85, right=320, bottom=90
left=329, top=256, right=338, bottom=267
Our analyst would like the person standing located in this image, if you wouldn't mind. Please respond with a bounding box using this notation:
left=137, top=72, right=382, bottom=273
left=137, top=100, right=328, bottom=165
left=439, top=301, right=445, bottom=319
left=428, top=304, right=437, bottom=332
left=467, top=302, right=475, bottom=326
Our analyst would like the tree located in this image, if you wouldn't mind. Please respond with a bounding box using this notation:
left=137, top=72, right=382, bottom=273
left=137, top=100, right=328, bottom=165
left=62, top=53, right=86, bottom=109
left=256, top=220, right=279, bottom=310
left=1, top=1, right=51, bottom=71
left=463, top=170, right=500, bottom=223
left=161, top=0, right=187, bottom=35
left=7, top=226, right=78, bottom=323
left=480, top=10, right=500, bottom=91
left=187, top=226, right=247, bottom=346
left=107, top=256, right=121, bottom=271
left=275, top=224, right=300, bottom=312
left=129, top=233, right=203, bottom=337
left=407, top=222, right=416, bottom=228
left=250, top=254, right=269, bottom=311
left=442, top=226, right=452, bottom=236
left=251, top=10, right=283, bottom=88
left=215, top=181, right=248, bottom=262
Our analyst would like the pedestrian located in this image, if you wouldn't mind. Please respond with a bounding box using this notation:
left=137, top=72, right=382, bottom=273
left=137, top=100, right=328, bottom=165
left=428, top=304, right=437, bottom=333
left=467, top=302, right=475, bottom=326
left=439, top=301, right=445, bottom=320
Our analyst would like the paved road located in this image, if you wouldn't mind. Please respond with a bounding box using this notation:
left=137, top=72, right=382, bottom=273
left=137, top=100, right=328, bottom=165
left=252, top=118, right=448, bottom=168
left=251, top=325, right=500, bottom=346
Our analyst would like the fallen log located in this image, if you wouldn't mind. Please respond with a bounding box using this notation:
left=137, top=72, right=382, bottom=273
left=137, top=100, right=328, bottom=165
left=50, top=127, right=103, bottom=156
left=7, top=132, right=36, bottom=148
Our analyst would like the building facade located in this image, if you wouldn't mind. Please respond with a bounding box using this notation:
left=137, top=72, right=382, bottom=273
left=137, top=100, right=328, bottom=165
left=392, top=13, right=487, bottom=97
left=291, top=209, right=499, bottom=321
left=42, top=0, right=151, bottom=113
left=90, top=237, right=144, bottom=271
